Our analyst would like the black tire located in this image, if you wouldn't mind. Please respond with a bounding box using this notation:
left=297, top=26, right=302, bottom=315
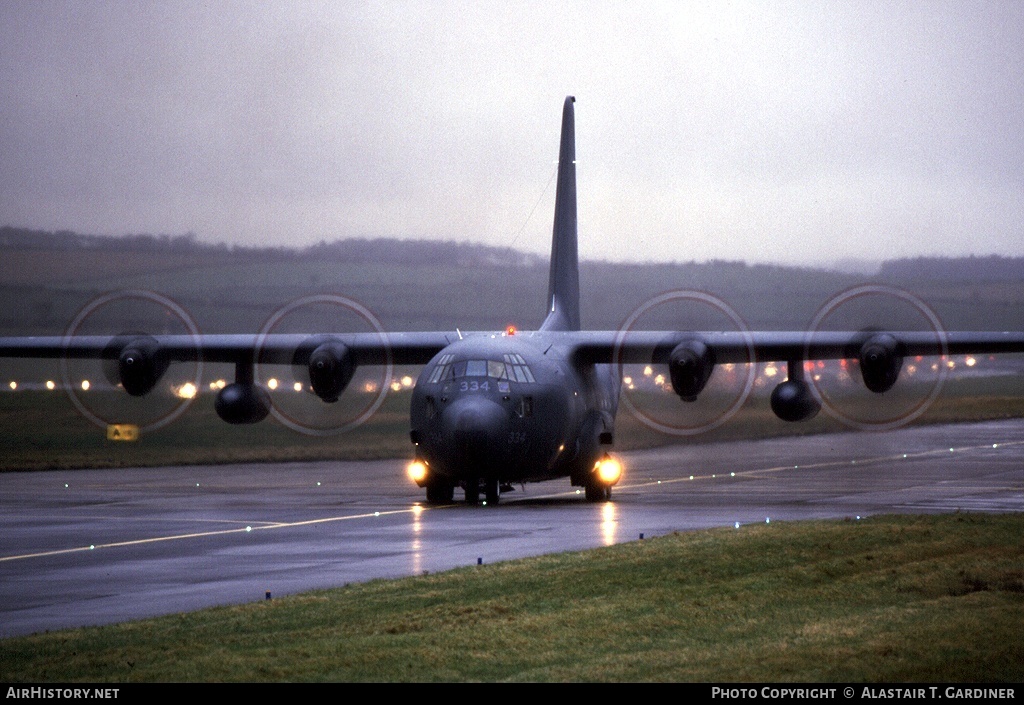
left=425, top=482, right=454, bottom=504
left=585, top=482, right=608, bottom=502
left=464, top=479, right=480, bottom=505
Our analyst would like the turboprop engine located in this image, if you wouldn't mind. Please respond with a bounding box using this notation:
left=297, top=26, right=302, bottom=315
left=306, top=341, right=355, bottom=403
left=858, top=333, right=903, bottom=393
left=115, top=336, right=169, bottom=397
left=668, top=340, right=714, bottom=402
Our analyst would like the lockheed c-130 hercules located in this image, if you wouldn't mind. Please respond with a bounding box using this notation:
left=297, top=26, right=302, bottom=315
left=2, top=96, right=1024, bottom=505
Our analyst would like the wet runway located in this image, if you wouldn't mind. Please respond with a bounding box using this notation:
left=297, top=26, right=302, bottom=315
left=1, top=418, right=1022, bottom=638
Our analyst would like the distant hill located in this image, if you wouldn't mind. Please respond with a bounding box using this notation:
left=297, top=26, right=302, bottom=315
left=879, top=255, right=1024, bottom=282
left=1, top=226, right=1022, bottom=335
left=0, top=226, right=541, bottom=268
left=5, top=226, right=1022, bottom=280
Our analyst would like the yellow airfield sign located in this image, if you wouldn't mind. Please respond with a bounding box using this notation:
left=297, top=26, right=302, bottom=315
left=106, top=424, right=140, bottom=442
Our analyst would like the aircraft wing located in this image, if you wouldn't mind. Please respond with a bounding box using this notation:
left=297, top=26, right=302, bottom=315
left=0, top=332, right=454, bottom=366
left=566, top=330, right=1024, bottom=366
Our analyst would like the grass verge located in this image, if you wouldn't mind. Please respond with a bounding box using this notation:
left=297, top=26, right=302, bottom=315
left=1, top=513, right=1021, bottom=682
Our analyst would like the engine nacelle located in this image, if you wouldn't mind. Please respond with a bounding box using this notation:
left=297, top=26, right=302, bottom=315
left=215, top=383, right=271, bottom=424
left=308, top=342, right=356, bottom=403
left=770, top=379, right=821, bottom=422
left=668, top=340, right=714, bottom=402
left=859, top=333, right=903, bottom=393
left=118, top=337, right=169, bottom=397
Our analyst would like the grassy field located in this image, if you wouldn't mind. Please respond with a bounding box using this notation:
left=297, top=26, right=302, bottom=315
left=1, top=513, right=1021, bottom=682
left=2, top=372, right=1022, bottom=472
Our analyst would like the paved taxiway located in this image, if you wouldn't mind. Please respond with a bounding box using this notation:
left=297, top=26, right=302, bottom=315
left=1, top=418, right=1022, bottom=638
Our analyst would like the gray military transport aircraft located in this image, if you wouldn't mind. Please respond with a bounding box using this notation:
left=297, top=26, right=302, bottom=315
left=2, top=96, right=1024, bottom=505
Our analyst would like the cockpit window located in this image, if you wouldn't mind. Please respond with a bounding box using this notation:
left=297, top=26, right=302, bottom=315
left=426, top=356, right=535, bottom=383
left=465, top=360, right=488, bottom=377
left=504, top=353, right=535, bottom=383
left=426, top=354, right=455, bottom=383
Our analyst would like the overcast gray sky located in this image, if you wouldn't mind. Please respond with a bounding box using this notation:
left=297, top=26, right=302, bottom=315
left=1, top=1, right=1021, bottom=266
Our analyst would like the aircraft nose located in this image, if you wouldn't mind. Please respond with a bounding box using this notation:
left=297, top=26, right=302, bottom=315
left=442, top=396, right=510, bottom=467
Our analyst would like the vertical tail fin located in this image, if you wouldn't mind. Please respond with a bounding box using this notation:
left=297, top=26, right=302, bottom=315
left=540, top=96, right=580, bottom=332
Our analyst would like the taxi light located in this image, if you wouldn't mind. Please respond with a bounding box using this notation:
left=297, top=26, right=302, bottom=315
left=595, top=456, right=623, bottom=485
left=407, top=459, right=429, bottom=484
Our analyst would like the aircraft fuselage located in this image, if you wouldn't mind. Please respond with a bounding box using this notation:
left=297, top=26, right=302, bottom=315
left=409, top=332, right=618, bottom=501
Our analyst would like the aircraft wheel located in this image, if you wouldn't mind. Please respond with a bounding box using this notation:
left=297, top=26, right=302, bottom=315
left=585, top=483, right=611, bottom=503
left=425, top=482, right=454, bottom=504
left=484, top=478, right=500, bottom=505
left=464, top=479, right=480, bottom=505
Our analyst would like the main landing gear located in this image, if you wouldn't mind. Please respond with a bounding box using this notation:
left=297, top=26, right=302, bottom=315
left=584, top=481, right=612, bottom=502
left=583, top=454, right=621, bottom=502
left=425, top=481, right=454, bottom=504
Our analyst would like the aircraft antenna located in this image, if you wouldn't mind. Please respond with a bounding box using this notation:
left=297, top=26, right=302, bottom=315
left=508, top=161, right=559, bottom=252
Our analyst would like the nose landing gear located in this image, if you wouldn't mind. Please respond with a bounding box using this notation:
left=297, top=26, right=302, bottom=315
left=462, top=476, right=502, bottom=505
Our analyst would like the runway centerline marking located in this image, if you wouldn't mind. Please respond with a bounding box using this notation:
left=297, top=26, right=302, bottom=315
left=0, top=507, right=429, bottom=564
left=620, top=438, right=1024, bottom=492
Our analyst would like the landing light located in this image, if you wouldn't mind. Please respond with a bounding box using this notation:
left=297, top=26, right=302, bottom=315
left=595, top=456, right=623, bottom=485
left=407, top=460, right=429, bottom=484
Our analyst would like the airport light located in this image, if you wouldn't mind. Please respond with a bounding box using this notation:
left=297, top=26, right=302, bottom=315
left=8, top=381, right=16, bottom=391
left=81, top=380, right=90, bottom=391
left=267, top=378, right=279, bottom=390
left=293, top=382, right=302, bottom=392
left=46, top=380, right=55, bottom=390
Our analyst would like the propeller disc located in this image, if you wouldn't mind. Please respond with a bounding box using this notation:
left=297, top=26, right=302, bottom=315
left=615, top=290, right=755, bottom=436
left=806, top=284, right=948, bottom=430
left=61, top=290, right=202, bottom=431
left=255, top=294, right=392, bottom=436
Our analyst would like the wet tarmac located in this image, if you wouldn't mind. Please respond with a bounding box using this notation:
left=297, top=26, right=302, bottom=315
left=1, top=418, right=1021, bottom=637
